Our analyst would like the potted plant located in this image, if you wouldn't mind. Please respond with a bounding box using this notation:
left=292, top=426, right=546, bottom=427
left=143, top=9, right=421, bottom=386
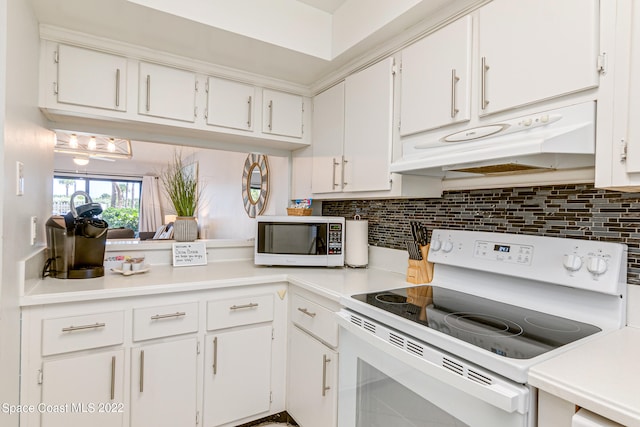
left=160, top=151, right=200, bottom=242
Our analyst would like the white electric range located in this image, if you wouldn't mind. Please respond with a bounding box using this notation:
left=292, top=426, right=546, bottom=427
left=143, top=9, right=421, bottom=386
left=337, top=229, right=627, bottom=427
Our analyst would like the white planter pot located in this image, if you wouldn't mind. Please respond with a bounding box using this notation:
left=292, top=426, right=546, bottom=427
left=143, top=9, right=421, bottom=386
left=173, top=217, right=198, bottom=242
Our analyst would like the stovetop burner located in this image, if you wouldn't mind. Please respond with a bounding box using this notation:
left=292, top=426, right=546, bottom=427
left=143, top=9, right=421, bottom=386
left=351, top=285, right=601, bottom=359
left=375, top=293, right=408, bottom=304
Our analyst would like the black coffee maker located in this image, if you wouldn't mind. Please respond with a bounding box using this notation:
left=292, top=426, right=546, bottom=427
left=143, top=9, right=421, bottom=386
left=44, top=191, right=109, bottom=279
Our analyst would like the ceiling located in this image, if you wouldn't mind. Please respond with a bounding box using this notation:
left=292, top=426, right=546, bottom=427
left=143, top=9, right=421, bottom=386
left=30, top=0, right=477, bottom=87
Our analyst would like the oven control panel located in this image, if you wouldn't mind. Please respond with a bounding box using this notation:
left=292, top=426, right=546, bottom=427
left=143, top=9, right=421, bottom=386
left=428, top=229, right=627, bottom=297
left=473, top=241, right=533, bottom=265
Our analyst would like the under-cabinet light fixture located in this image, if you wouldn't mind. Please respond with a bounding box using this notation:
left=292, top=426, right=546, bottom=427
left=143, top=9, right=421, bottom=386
left=54, top=131, right=133, bottom=160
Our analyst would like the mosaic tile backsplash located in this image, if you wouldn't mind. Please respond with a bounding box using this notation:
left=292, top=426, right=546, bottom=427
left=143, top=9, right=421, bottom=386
left=322, top=184, right=640, bottom=285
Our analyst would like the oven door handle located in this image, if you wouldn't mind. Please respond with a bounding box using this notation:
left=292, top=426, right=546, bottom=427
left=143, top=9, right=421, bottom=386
left=337, top=314, right=529, bottom=414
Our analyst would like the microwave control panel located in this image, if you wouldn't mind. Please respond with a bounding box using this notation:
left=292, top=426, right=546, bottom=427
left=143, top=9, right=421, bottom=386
left=328, top=223, right=343, bottom=255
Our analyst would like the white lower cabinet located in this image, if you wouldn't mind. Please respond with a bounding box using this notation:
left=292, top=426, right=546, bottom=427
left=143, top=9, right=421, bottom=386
left=204, top=293, right=275, bottom=427
left=287, top=326, right=337, bottom=427
left=41, top=349, right=125, bottom=427
left=287, top=291, right=340, bottom=427
left=203, top=325, right=273, bottom=426
left=20, top=284, right=287, bottom=427
left=130, top=338, right=198, bottom=427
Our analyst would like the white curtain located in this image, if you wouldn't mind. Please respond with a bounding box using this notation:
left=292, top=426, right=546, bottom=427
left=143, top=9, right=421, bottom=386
left=139, top=175, right=163, bottom=232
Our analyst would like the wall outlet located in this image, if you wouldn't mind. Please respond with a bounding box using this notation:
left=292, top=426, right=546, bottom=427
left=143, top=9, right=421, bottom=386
left=30, top=216, right=37, bottom=245
left=16, top=161, right=24, bottom=196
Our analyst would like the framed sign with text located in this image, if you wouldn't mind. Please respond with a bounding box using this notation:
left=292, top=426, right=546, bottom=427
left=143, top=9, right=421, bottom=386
left=172, top=242, right=207, bottom=267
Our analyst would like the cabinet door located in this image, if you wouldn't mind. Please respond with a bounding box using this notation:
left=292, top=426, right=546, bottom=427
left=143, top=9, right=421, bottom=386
left=57, top=44, right=127, bottom=112
left=130, top=337, right=198, bottom=427
left=207, top=77, right=255, bottom=131
left=311, top=82, right=345, bottom=193
left=41, top=349, right=124, bottom=427
left=138, top=62, right=197, bottom=122
left=203, top=325, right=272, bottom=426
left=478, top=0, right=599, bottom=115
left=343, top=57, right=394, bottom=192
left=400, top=15, right=472, bottom=136
left=262, top=89, right=304, bottom=138
left=287, top=326, right=338, bottom=427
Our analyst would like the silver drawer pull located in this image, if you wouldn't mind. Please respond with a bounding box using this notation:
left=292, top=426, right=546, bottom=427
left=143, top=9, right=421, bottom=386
left=229, top=303, right=259, bottom=311
left=62, top=322, right=106, bottom=332
left=297, top=307, right=317, bottom=318
left=150, top=311, right=186, bottom=320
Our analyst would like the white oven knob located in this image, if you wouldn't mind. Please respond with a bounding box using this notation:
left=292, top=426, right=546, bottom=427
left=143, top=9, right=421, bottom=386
left=442, top=241, right=454, bottom=253
left=562, top=254, right=582, bottom=272
left=587, top=256, right=608, bottom=276
left=430, top=239, right=442, bottom=252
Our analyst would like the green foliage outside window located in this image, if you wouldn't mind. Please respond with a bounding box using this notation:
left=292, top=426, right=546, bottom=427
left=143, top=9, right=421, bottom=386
left=101, top=207, right=139, bottom=232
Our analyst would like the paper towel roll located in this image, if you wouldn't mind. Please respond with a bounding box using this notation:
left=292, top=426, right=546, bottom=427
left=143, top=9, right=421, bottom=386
left=345, top=218, right=368, bottom=267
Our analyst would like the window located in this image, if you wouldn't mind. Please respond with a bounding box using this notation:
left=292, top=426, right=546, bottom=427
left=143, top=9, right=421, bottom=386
left=53, top=175, right=142, bottom=232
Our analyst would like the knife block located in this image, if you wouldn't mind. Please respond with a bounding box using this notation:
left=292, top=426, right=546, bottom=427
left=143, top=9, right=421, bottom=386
left=406, top=244, right=434, bottom=284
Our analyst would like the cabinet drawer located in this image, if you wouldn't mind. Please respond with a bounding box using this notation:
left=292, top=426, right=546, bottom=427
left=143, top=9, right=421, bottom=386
left=42, top=311, right=124, bottom=356
left=291, top=294, right=338, bottom=347
left=207, top=294, right=273, bottom=330
left=133, top=302, right=199, bottom=341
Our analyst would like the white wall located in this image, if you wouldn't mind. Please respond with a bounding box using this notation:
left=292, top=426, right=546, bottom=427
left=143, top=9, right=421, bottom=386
left=195, top=150, right=290, bottom=239
left=1, top=1, right=53, bottom=426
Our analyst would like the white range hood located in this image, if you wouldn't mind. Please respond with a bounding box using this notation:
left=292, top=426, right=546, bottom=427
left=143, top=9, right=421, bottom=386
left=391, top=101, right=596, bottom=177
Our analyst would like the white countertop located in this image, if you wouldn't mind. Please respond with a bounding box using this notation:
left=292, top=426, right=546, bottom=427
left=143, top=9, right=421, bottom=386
left=529, top=326, right=640, bottom=427
left=24, top=251, right=640, bottom=427
left=22, top=260, right=409, bottom=306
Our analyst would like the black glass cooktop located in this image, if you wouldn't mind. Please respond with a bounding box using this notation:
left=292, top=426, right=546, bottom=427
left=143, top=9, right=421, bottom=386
left=351, top=286, right=601, bottom=359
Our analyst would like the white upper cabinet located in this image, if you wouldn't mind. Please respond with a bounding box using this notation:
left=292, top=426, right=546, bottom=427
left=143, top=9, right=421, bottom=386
left=138, top=62, right=198, bottom=123
left=478, top=0, right=600, bottom=116
left=343, top=57, right=395, bottom=192
left=206, top=77, right=255, bottom=132
left=311, top=82, right=345, bottom=194
left=400, top=15, right=472, bottom=136
left=262, top=89, right=304, bottom=138
left=56, top=44, right=127, bottom=112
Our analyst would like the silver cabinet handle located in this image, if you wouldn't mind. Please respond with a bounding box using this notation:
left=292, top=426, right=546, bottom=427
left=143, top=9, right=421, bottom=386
left=481, top=57, right=490, bottom=110
left=62, top=322, right=106, bottom=332
left=332, top=158, right=340, bottom=189
left=450, top=68, right=460, bottom=118
left=247, top=96, right=252, bottom=128
left=230, top=303, right=258, bottom=310
left=115, top=69, right=121, bottom=108
left=342, top=156, right=348, bottom=187
left=150, top=311, right=186, bottom=320
left=297, top=307, right=317, bottom=318
left=268, top=100, right=273, bottom=131
left=145, top=74, right=151, bottom=112
left=139, top=350, right=145, bottom=393
left=212, top=337, right=218, bottom=375
left=322, top=354, right=331, bottom=397
left=110, top=356, right=116, bottom=400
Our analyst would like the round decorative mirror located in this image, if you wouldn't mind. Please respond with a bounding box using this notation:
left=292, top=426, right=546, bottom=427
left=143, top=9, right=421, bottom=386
left=242, top=153, right=269, bottom=218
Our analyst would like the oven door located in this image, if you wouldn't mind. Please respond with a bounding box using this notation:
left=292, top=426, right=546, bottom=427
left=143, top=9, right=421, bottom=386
left=337, top=313, right=534, bottom=427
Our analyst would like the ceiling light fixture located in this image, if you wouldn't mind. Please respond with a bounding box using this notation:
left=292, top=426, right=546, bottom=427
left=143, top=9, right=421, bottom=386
left=54, top=131, right=133, bottom=160
left=72, top=157, right=90, bottom=166
left=69, top=134, right=78, bottom=148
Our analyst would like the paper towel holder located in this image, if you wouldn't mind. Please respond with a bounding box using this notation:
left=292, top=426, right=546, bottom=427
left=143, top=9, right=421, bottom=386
left=345, top=215, right=369, bottom=268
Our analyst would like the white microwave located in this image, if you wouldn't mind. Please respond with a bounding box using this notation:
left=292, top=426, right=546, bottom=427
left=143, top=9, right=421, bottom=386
left=255, top=215, right=345, bottom=267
